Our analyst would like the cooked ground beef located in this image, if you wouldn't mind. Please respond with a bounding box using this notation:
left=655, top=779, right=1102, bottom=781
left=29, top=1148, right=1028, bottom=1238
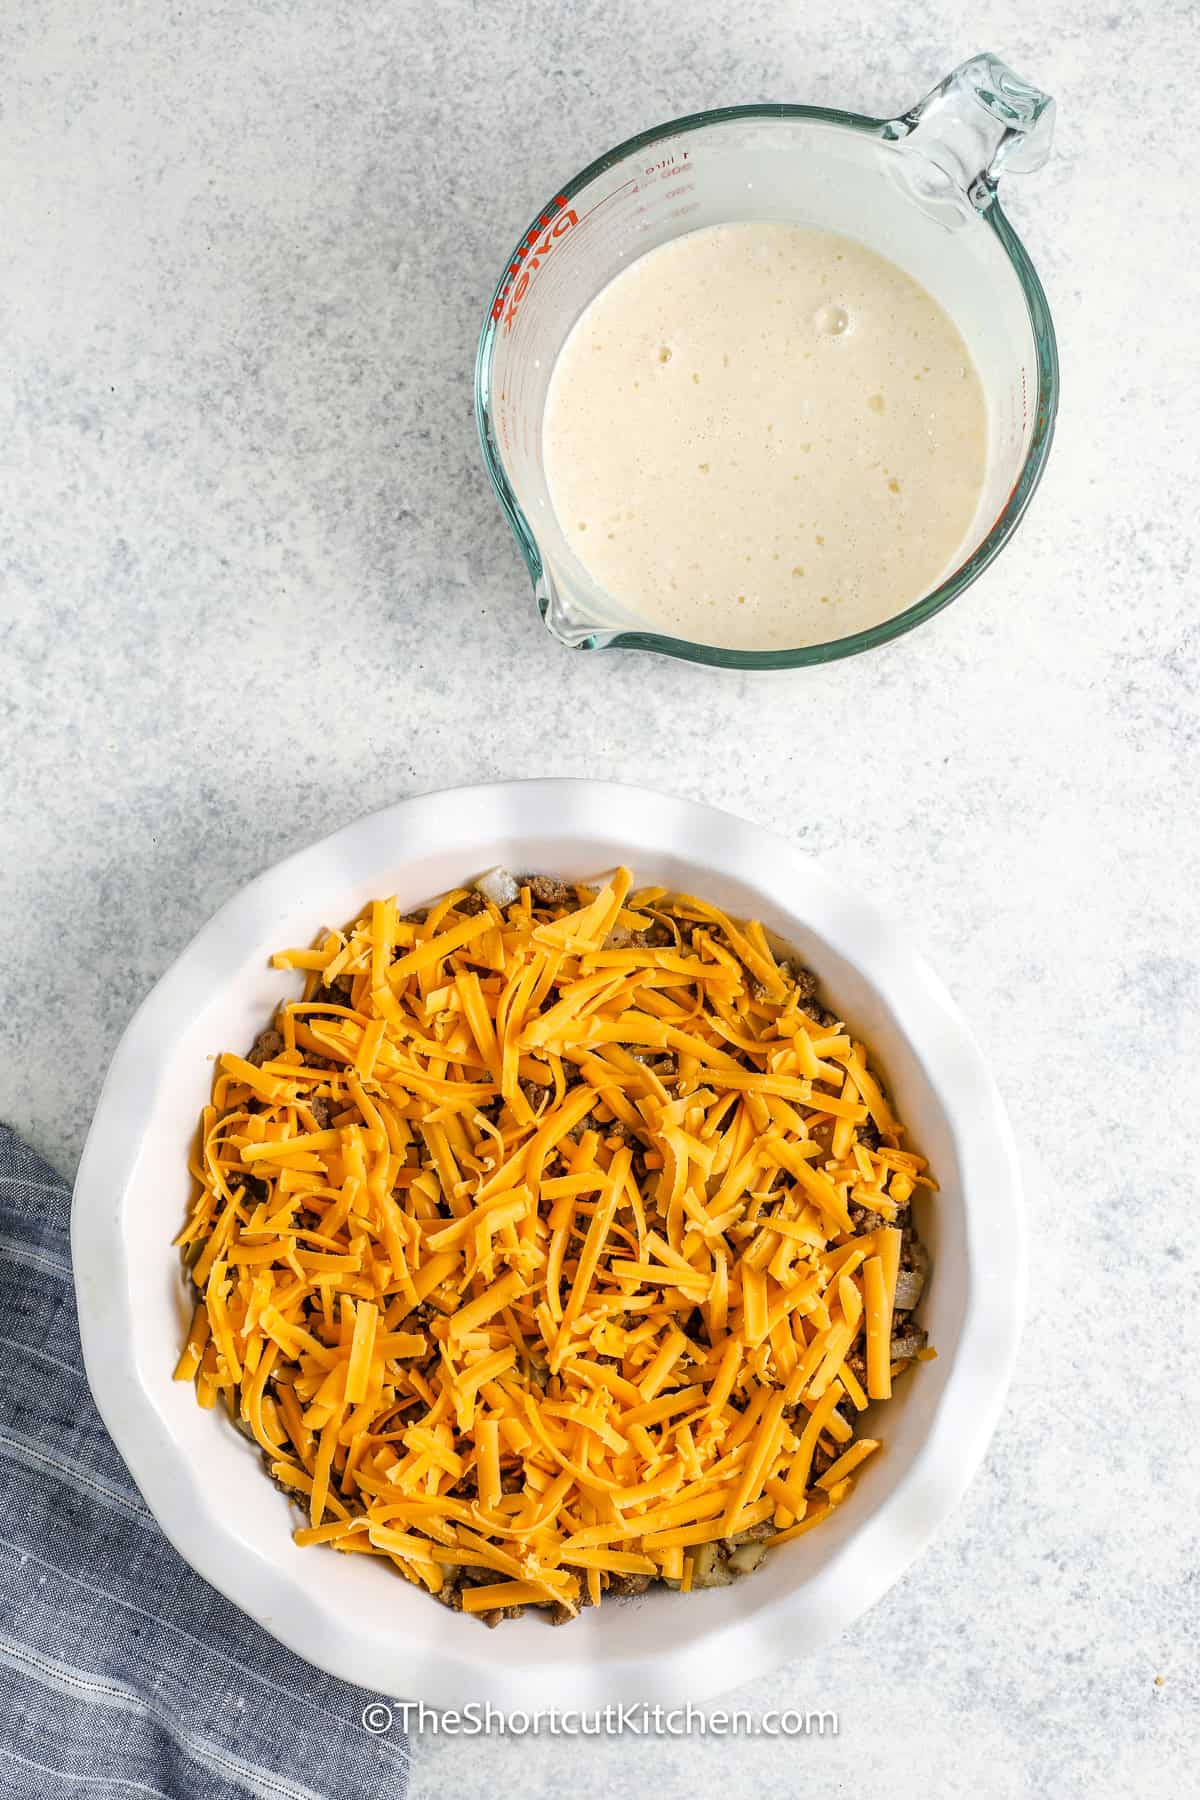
left=522, top=874, right=573, bottom=906
left=849, top=1203, right=886, bottom=1232
left=899, top=1225, right=924, bottom=1268
left=246, top=1027, right=283, bottom=1068
left=519, top=1077, right=549, bottom=1115
left=311, top=975, right=355, bottom=1010
left=606, top=1572, right=654, bottom=1597
left=787, top=964, right=819, bottom=1001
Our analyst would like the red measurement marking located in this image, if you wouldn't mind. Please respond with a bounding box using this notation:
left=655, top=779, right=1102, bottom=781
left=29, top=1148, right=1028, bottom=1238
left=578, top=178, right=638, bottom=224
left=492, top=195, right=569, bottom=324
left=644, top=150, right=689, bottom=175
left=493, top=179, right=639, bottom=335
left=494, top=204, right=577, bottom=332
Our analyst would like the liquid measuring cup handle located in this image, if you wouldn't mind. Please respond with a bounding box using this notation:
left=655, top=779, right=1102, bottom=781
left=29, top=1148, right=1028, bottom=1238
left=884, top=52, right=1056, bottom=221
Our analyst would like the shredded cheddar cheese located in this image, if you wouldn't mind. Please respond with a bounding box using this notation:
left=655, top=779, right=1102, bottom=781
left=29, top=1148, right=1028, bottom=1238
left=175, top=870, right=934, bottom=1623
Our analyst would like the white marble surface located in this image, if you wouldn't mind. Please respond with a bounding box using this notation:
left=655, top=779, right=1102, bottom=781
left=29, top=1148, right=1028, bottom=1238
left=2, top=1, right=1197, bottom=1794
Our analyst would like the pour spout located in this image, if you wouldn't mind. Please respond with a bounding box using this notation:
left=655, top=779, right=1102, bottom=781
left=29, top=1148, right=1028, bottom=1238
left=536, top=569, right=618, bottom=651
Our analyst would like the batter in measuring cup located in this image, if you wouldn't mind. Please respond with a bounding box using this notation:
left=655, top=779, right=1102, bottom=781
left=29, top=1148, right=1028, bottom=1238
left=542, top=221, right=987, bottom=650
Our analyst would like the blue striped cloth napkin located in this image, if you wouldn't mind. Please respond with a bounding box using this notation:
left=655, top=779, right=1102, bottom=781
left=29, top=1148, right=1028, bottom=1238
left=0, top=1124, right=410, bottom=1800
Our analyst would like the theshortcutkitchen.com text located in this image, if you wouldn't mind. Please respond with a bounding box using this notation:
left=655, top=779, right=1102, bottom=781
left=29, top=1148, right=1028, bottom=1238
left=361, top=1701, right=837, bottom=1737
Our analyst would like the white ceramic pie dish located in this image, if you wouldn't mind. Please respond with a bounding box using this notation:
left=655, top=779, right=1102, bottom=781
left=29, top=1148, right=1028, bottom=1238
left=71, top=779, right=1024, bottom=1709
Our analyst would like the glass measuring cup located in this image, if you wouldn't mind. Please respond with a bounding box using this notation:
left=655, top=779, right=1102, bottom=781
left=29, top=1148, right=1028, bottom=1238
left=475, top=53, right=1058, bottom=669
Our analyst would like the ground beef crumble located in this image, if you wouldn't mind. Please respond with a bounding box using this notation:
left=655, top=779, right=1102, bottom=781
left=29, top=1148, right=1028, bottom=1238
left=522, top=874, right=574, bottom=906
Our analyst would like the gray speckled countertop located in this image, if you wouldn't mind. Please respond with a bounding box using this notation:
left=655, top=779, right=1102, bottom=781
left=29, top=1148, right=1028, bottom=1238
left=3, top=2, right=1197, bottom=1795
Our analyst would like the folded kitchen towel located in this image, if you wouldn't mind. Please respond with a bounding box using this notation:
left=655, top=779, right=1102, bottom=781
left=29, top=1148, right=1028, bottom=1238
left=0, top=1123, right=410, bottom=1800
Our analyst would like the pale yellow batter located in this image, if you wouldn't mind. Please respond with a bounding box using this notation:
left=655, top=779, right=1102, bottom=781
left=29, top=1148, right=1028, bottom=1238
left=542, top=221, right=987, bottom=649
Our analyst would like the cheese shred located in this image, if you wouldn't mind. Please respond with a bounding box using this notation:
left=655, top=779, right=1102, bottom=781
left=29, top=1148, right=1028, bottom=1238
left=176, top=870, right=933, bottom=1623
